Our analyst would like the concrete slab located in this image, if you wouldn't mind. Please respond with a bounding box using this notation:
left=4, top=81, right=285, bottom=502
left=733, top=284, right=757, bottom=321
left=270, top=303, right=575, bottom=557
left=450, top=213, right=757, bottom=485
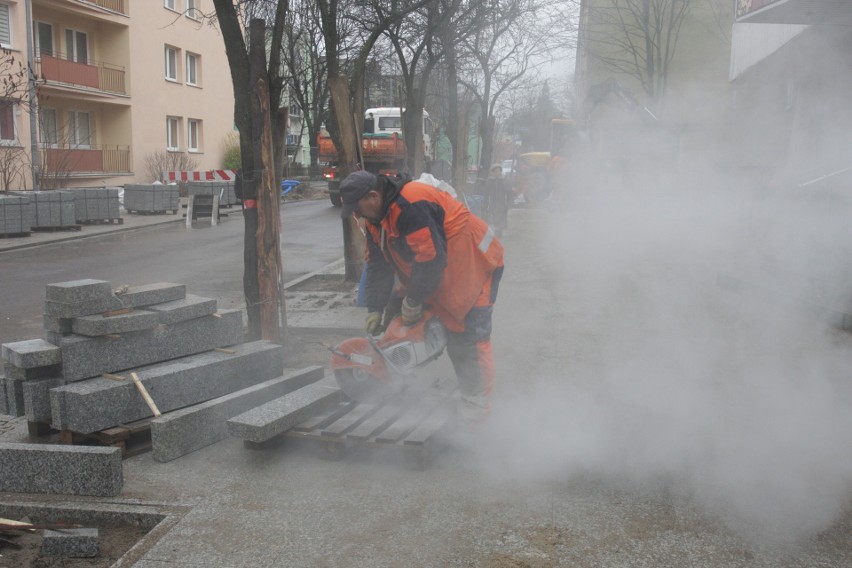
left=45, top=279, right=112, bottom=304
left=151, top=366, right=325, bottom=462
left=51, top=340, right=284, bottom=433
left=226, top=379, right=342, bottom=443
left=55, top=308, right=243, bottom=382
left=0, top=443, right=122, bottom=496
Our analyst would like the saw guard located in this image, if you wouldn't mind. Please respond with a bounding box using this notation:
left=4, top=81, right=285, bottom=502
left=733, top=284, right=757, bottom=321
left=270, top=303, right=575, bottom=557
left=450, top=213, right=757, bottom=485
left=331, top=337, right=392, bottom=401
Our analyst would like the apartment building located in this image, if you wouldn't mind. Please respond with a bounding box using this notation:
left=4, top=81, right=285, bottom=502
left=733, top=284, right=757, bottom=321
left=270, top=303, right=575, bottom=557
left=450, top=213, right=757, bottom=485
left=0, top=0, right=234, bottom=190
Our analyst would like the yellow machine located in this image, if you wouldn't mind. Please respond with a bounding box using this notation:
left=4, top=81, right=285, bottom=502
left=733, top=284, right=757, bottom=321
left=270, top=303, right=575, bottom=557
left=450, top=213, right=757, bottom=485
left=515, top=118, right=580, bottom=205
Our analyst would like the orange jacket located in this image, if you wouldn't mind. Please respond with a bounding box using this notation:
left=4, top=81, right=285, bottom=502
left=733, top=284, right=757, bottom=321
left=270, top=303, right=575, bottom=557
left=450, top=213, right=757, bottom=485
left=364, top=179, right=503, bottom=332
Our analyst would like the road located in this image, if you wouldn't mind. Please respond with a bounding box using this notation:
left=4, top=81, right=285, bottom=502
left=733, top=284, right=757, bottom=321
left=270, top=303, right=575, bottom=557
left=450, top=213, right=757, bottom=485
left=0, top=198, right=343, bottom=345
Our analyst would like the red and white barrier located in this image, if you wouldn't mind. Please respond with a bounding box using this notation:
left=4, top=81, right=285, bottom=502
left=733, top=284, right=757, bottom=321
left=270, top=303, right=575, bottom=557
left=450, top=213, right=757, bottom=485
left=162, top=170, right=238, bottom=183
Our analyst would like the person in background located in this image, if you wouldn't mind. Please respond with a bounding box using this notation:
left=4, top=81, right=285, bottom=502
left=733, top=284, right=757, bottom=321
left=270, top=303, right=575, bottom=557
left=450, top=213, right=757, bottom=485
left=339, top=170, right=504, bottom=425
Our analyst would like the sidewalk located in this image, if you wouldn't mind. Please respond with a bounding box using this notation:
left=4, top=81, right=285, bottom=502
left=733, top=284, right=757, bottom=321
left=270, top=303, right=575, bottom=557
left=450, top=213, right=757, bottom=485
left=0, top=205, right=187, bottom=254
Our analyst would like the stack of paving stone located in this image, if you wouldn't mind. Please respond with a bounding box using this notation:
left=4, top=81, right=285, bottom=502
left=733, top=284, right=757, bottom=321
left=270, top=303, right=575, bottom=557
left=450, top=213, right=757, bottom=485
left=72, top=188, right=121, bottom=223
left=28, top=190, right=77, bottom=228
left=124, top=184, right=180, bottom=214
left=0, top=193, right=34, bottom=235
left=186, top=181, right=238, bottom=207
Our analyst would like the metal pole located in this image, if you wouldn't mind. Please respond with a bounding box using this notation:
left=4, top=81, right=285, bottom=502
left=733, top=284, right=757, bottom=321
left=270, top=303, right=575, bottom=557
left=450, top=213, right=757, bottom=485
left=24, top=0, right=40, bottom=190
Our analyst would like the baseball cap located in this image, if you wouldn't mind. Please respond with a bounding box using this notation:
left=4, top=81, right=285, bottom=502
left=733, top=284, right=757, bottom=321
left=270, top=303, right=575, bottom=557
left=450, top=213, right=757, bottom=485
left=339, top=170, right=378, bottom=218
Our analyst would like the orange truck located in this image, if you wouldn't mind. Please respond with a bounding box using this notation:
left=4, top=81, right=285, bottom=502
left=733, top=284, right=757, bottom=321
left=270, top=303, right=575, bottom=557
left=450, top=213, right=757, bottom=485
left=320, top=107, right=433, bottom=206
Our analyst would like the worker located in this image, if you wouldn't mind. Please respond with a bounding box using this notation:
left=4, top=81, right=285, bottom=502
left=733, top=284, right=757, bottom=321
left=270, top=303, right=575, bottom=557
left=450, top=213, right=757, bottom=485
left=488, top=164, right=512, bottom=237
left=339, top=170, right=504, bottom=425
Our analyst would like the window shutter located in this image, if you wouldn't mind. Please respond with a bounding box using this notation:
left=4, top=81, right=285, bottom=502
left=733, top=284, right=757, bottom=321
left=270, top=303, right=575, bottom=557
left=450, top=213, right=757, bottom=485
left=0, top=5, right=11, bottom=46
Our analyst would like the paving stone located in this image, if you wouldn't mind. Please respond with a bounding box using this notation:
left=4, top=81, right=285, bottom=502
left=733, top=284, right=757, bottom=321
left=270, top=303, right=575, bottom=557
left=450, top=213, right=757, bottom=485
left=151, top=366, right=325, bottom=462
left=55, top=308, right=243, bottom=382
left=0, top=443, right=123, bottom=496
left=41, top=528, right=99, bottom=558
left=227, top=380, right=342, bottom=443
left=1, top=339, right=61, bottom=368
left=71, top=309, right=160, bottom=336
left=23, top=377, right=65, bottom=422
left=51, top=340, right=283, bottom=433
left=45, top=279, right=112, bottom=304
left=145, top=294, right=217, bottom=325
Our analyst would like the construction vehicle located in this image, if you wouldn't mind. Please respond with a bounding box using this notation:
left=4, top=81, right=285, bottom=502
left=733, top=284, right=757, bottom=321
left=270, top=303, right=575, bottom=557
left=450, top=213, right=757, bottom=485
left=320, top=107, right=434, bottom=206
left=514, top=118, right=583, bottom=206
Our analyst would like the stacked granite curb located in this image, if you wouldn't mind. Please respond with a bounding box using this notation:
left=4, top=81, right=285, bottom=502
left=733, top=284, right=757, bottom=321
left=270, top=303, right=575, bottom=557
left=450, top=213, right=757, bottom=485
left=124, top=184, right=180, bottom=214
left=0, top=193, right=34, bottom=235
left=72, top=188, right=121, bottom=223
left=28, top=190, right=77, bottom=228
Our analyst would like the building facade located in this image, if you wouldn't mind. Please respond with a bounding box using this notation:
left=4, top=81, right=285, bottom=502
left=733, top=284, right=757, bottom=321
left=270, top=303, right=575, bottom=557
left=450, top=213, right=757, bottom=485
left=0, top=0, right=235, bottom=190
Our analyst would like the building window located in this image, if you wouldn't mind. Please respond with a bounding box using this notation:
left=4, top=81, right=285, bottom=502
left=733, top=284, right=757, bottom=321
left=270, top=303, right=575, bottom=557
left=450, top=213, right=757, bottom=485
left=165, top=46, right=178, bottom=81
left=69, top=110, right=91, bottom=147
left=0, top=101, right=16, bottom=143
left=0, top=4, right=11, bottom=48
left=187, top=0, right=199, bottom=19
left=35, top=22, right=53, bottom=57
left=167, top=117, right=180, bottom=150
left=65, top=29, right=88, bottom=64
left=41, top=108, right=58, bottom=146
left=187, top=119, right=201, bottom=152
left=186, top=53, right=199, bottom=86
left=165, top=0, right=177, bottom=10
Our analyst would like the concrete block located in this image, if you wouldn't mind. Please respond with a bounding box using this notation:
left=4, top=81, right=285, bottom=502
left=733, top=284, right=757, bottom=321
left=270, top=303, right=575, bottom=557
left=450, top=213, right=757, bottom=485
left=4, top=362, right=62, bottom=380
left=145, top=294, right=217, bottom=325
left=23, top=377, right=65, bottom=422
left=227, top=380, right=342, bottom=443
left=51, top=340, right=282, bottom=433
left=1, top=339, right=61, bottom=368
left=45, top=279, right=112, bottom=304
left=151, top=366, right=325, bottom=462
left=55, top=308, right=243, bottom=382
left=0, top=443, right=122, bottom=496
left=118, top=282, right=186, bottom=307
left=71, top=309, right=160, bottom=336
left=41, top=528, right=99, bottom=558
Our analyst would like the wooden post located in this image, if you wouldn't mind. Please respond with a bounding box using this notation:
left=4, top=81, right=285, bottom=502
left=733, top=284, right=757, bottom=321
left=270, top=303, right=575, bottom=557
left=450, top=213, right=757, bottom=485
left=250, top=19, right=283, bottom=343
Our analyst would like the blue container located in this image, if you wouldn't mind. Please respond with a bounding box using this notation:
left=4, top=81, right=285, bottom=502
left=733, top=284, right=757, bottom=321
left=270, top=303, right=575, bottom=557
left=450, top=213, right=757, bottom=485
left=281, top=180, right=301, bottom=198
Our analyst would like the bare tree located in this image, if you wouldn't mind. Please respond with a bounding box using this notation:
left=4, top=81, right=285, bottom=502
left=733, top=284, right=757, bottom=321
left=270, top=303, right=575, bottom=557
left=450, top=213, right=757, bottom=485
left=579, top=0, right=704, bottom=105
left=143, top=151, right=199, bottom=183
left=1, top=48, right=42, bottom=192
left=280, top=0, right=330, bottom=175
left=0, top=147, right=27, bottom=191
left=458, top=0, right=576, bottom=173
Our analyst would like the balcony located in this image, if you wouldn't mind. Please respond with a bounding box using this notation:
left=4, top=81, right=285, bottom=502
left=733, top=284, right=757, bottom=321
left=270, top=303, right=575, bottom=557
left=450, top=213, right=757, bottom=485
left=36, top=54, right=126, bottom=96
left=65, top=0, right=128, bottom=16
left=41, top=144, right=131, bottom=175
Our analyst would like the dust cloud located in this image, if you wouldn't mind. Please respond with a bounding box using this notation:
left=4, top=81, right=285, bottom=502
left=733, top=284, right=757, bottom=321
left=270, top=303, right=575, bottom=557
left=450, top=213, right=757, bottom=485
left=478, top=158, right=852, bottom=544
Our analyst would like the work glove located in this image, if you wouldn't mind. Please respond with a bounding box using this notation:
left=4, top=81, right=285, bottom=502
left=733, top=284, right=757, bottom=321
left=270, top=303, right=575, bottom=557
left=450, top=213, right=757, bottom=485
left=382, top=295, right=404, bottom=328
left=365, top=312, right=383, bottom=336
left=400, top=297, right=423, bottom=326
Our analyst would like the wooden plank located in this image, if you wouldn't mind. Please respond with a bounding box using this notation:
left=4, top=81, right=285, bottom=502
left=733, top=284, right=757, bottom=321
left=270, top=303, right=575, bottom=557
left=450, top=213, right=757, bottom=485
left=320, top=401, right=385, bottom=438
left=375, top=383, right=456, bottom=444
left=346, top=379, right=438, bottom=441
left=403, top=401, right=456, bottom=446
left=130, top=372, right=161, bottom=417
left=293, top=400, right=358, bottom=432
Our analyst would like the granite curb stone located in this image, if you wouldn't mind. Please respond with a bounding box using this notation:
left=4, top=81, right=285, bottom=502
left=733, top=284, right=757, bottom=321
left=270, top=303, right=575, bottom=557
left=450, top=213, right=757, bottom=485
left=23, top=377, right=66, bottom=422
left=0, top=377, right=7, bottom=414
left=51, top=340, right=283, bottom=433
left=1, top=339, right=61, bottom=368
left=3, top=362, right=62, bottom=380
left=41, top=528, right=99, bottom=558
left=0, top=443, right=123, bottom=496
left=4, top=377, right=24, bottom=417
left=151, top=366, right=325, bottom=462
left=71, top=309, right=160, bottom=336
left=145, top=294, right=218, bottom=325
left=45, top=279, right=112, bottom=303
left=227, top=379, right=342, bottom=443
left=55, top=308, right=243, bottom=382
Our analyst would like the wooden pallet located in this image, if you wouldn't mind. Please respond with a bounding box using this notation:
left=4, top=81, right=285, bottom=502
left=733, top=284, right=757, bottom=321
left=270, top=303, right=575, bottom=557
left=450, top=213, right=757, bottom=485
left=31, top=224, right=83, bottom=232
left=79, top=218, right=124, bottom=225
left=284, top=380, right=458, bottom=470
left=126, top=209, right=179, bottom=215
left=0, top=231, right=31, bottom=239
left=57, top=417, right=153, bottom=458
